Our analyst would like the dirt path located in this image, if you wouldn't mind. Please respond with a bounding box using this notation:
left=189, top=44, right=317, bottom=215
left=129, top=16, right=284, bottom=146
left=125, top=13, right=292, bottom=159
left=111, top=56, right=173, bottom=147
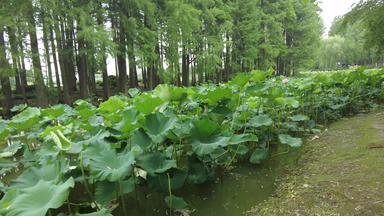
left=248, top=111, right=384, bottom=216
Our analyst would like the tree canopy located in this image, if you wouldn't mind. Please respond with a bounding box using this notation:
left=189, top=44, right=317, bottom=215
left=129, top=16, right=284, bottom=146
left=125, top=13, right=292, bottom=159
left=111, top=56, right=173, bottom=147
left=0, top=0, right=323, bottom=115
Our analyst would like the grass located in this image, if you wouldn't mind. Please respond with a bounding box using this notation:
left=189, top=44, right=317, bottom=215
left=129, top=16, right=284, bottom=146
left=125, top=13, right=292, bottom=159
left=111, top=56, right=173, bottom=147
left=247, top=109, right=384, bottom=216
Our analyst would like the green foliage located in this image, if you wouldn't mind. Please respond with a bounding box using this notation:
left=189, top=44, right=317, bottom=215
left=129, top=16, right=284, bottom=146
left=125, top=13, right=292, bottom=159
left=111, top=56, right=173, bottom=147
left=249, top=148, right=268, bottom=164
left=1, top=68, right=383, bottom=215
left=9, top=107, right=41, bottom=131
left=319, top=1, right=384, bottom=70
left=165, top=195, right=188, bottom=211
left=249, top=115, right=273, bottom=128
left=1, top=178, right=74, bottom=216
left=278, top=134, right=303, bottom=147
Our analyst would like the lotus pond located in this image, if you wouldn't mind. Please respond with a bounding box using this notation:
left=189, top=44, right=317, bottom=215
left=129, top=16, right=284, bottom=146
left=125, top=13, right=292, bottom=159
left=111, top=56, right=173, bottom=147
left=0, top=68, right=383, bottom=215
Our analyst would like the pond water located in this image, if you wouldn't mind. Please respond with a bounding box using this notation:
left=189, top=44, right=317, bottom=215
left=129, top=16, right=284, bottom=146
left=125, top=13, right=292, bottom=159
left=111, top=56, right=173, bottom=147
left=117, top=146, right=299, bottom=216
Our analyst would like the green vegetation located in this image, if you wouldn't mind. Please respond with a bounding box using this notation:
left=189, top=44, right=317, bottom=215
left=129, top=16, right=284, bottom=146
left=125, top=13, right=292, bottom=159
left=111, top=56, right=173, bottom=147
left=0, top=0, right=322, bottom=115
left=316, top=0, right=384, bottom=70
left=248, top=111, right=384, bottom=215
left=0, top=68, right=383, bottom=215
left=1, top=0, right=384, bottom=215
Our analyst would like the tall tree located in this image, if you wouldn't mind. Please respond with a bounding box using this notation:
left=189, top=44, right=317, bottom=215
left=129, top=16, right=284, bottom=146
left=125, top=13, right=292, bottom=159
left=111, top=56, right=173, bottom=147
left=27, top=0, right=49, bottom=106
left=0, top=29, right=13, bottom=116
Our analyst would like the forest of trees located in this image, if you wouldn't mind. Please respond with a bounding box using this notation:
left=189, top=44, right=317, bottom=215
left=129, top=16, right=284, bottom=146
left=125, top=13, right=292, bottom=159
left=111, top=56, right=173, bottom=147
left=0, top=0, right=323, bottom=115
left=316, top=0, right=384, bottom=71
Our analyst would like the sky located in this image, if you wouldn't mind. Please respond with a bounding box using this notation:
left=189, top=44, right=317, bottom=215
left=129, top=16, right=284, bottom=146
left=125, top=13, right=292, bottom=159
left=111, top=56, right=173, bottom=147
left=319, top=0, right=360, bottom=36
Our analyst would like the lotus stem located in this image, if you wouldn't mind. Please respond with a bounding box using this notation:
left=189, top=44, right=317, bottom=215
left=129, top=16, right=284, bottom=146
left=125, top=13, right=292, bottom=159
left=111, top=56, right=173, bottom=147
left=167, top=173, right=173, bottom=216
left=79, top=153, right=99, bottom=210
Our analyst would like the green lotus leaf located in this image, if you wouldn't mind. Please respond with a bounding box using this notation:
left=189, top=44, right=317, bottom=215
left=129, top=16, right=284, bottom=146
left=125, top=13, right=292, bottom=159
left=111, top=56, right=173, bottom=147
left=230, top=73, right=250, bottom=87
left=190, top=118, right=230, bottom=156
left=128, top=88, right=141, bottom=97
left=40, top=125, right=65, bottom=139
left=121, top=178, right=136, bottom=194
left=5, top=178, right=74, bottom=216
left=191, top=118, right=220, bottom=139
left=114, top=109, right=139, bottom=133
left=155, top=84, right=188, bottom=102
left=165, top=195, right=188, bottom=211
left=0, top=120, right=9, bottom=142
left=95, top=181, right=116, bottom=205
left=88, top=115, right=104, bottom=127
left=246, top=83, right=268, bottom=97
left=11, top=164, right=61, bottom=189
left=250, top=70, right=267, bottom=83
left=172, top=120, right=192, bottom=139
left=10, top=104, right=27, bottom=113
left=42, top=104, right=65, bottom=119
left=154, top=84, right=172, bottom=101
left=209, top=147, right=231, bottom=164
left=136, top=153, right=176, bottom=176
left=9, top=107, right=41, bottom=131
left=0, top=189, right=18, bottom=214
left=229, top=134, right=258, bottom=145
left=236, top=145, right=249, bottom=155
left=95, top=178, right=135, bottom=205
left=144, top=112, right=177, bottom=143
left=289, top=114, right=309, bottom=122
left=203, top=87, right=233, bottom=105
left=278, top=134, right=303, bottom=147
left=69, top=130, right=110, bottom=154
left=0, top=159, right=19, bottom=176
left=275, top=97, right=300, bottom=108
left=148, top=169, right=187, bottom=192
left=74, top=100, right=96, bottom=118
left=50, top=130, right=72, bottom=151
left=0, top=180, right=4, bottom=190
left=98, top=96, right=126, bottom=113
left=249, top=115, right=273, bottom=127
left=0, top=142, right=22, bottom=158
left=191, top=135, right=230, bottom=157
left=249, top=148, right=268, bottom=164
left=187, top=158, right=212, bottom=184
left=83, top=143, right=135, bottom=182
left=130, top=128, right=154, bottom=150
left=133, top=94, right=163, bottom=115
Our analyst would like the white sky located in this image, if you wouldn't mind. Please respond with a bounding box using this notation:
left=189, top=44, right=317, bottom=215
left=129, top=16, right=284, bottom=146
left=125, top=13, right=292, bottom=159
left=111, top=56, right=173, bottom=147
left=319, top=0, right=360, bottom=36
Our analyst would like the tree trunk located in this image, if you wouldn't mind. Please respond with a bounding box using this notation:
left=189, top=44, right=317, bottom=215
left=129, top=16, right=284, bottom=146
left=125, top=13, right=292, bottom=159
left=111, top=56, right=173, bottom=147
left=42, top=18, right=54, bottom=89
left=181, top=45, right=189, bottom=86
left=142, top=64, right=148, bottom=89
left=7, top=27, right=24, bottom=97
left=88, top=51, right=97, bottom=94
left=96, top=5, right=110, bottom=100
left=55, top=18, right=71, bottom=104
left=50, top=26, right=62, bottom=102
left=27, top=0, right=49, bottom=107
left=101, top=56, right=110, bottom=100
left=224, top=33, right=231, bottom=81
left=0, top=30, right=13, bottom=117
left=76, top=25, right=90, bottom=98
left=127, top=39, right=138, bottom=88
left=17, top=26, right=28, bottom=91
left=62, top=18, right=77, bottom=94
left=117, top=23, right=128, bottom=94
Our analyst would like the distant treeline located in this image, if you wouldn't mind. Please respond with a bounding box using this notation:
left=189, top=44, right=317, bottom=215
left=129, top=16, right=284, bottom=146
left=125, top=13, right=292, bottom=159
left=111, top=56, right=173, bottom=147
left=1, top=0, right=323, bottom=115
left=316, top=0, right=384, bottom=71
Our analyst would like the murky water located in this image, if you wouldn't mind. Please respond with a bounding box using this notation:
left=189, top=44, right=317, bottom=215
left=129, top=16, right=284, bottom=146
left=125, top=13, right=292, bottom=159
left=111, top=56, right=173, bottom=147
left=119, top=146, right=299, bottom=216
